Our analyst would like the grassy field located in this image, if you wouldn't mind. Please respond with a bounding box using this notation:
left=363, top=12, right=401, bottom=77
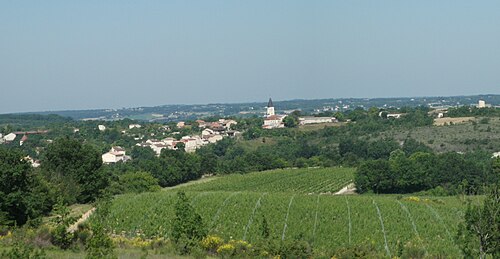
left=101, top=167, right=473, bottom=256
left=378, top=117, right=500, bottom=153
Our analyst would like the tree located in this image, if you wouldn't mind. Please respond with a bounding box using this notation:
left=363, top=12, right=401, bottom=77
left=457, top=185, right=500, bottom=258
left=355, top=160, right=393, bottom=193
left=284, top=114, right=299, bottom=128
left=0, top=147, right=53, bottom=225
left=42, top=137, right=109, bottom=204
left=117, top=172, right=160, bottom=194
left=171, top=192, right=207, bottom=254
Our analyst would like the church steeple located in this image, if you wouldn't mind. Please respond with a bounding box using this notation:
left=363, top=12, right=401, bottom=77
left=266, top=98, right=275, bottom=117
left=267, top=98, right=274, bottom=108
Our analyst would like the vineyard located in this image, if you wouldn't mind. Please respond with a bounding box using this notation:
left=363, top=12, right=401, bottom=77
left=182, top=167, right=355, bottom=194
left=100, top=167, right=473, bottom=256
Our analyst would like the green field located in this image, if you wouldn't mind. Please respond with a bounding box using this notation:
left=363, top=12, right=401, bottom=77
left=181, top=167, right=354, bottom=194
left=101, top=167, right=473, bottom=256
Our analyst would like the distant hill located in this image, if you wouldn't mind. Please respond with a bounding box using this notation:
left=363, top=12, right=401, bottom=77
left=10, top=94, right=500, bottom=122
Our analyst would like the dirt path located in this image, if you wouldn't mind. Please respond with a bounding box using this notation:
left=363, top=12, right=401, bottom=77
left=334, top=183, right=356, bottom=195
left=67, top=207, right=95, bottom=233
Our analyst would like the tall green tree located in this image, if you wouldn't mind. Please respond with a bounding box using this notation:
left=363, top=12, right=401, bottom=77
left=42, top=137, right=108, bottom=204
left=457, top=185, right=500, bottom=258
left=0, top=147, right=53, bottom=225
left=171, top=192, right=207, bottom=254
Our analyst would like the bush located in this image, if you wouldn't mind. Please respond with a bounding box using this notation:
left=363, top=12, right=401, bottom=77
left=171, top=192, right=207, bottom=254
left=117, top=171, right=161, bottom=194
left=0, top=241, right=46, bottom=259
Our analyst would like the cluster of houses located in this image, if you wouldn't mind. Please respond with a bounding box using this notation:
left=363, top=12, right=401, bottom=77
left=135, top=118, right=240, bottom=156
left=0, top=130, right=50, bottom=146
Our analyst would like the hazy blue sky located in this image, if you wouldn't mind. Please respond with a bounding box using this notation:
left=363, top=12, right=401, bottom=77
left=1, top=1, right=500, bottom=113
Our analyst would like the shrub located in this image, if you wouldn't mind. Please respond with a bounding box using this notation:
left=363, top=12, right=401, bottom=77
left=201, top=235, right=224, bottom=253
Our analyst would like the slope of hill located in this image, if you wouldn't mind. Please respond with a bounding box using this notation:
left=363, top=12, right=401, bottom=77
left=100, top=167, right=473, bottom=256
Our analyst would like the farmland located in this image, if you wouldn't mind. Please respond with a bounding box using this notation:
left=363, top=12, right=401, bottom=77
left=181, top=167, right=355, bottom=194
left=100, top=168, right=474, bottom=256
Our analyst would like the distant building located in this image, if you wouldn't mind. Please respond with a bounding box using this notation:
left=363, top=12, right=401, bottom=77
left=478, top=100, right=486, bottom=108
left=129, top=124, right=142, bottom=129
left=3, top=133, right=16, bottom=142
left=493, top=152, right=500, bottom=159
left=262, top=98, right=286, bottom=129
left=263, top=115, right=286, bottom=129
left=266, top=98, right=275, bottom=116
left=387, top=113, right=403, bottom=119
left=98, top=125, right=106, bottom=131
left=176, top=121, right=185, bottom=128
left=102, top=146, right=130, bottom=164
left=298, top=117, right=337, bottom=125
left=20, top=135, right=28, bottom=146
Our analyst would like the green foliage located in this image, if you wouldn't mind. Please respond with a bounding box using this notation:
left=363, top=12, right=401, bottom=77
left=42, top=137, right=109, bottom=204
left=355, top=151, right=495, bottom=194
left=0, top=147, right=54, bottom=226
left=49, top=199, right=76, bottom=249
left=283, top=116, right=298, bottom=128
left=116, top=172, right=160, bottom=194
left=86, top=194, right=116, bottom=259
left=457, top=185, right=500, bottom=258
left=171, top=192, right=207, bottom=254
left=85, top=222, right=116, bottom=259
left=0, top=241, right=46, bottom=259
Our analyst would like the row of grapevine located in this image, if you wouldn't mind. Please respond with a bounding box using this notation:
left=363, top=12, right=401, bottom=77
left=103, top=191, right=467, bottom=256
left=183, top=167, right=355, bottom=194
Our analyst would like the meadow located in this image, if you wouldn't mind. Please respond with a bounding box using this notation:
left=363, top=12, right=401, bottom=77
left=100, top=167, right=474, bottom=256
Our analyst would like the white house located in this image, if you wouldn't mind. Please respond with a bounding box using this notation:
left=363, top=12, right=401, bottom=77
left=176, top=121, right=186, bottom=128
left=493, top=152, right=500, bottom=158
left=298, top=117, right=336, bottom=125
left=263, top=115, right=286, bottom=129
left=151, top=143, right=167, bottom=156
left=98, top=125, right=106, bottom=131
left=102, top=146, right=130, bottom=164
left=202, top=128, right=216, bottom=137
left=110, top=146, right=126, bottom=155
left=205, top=134, right=223, bottom=143
left=3, top=133, right=16, bottom=142
left=129, top=124, right=142, bottom=129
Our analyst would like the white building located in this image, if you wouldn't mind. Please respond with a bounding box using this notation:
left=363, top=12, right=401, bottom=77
left=3, top=133, right=16, bottom=142
left=202, top=128, right=216, bottom=137
left=98, top=125, right=106, bottom=131
left=262, top=98, right=286, bottom=129
left=266, top=98, right=275, bottom=116
left=493, top=152, right=500, bottom=158
left=263, top=115, right=286, bottom=129
left=205, top=134, right=223, bottom=143
left=110, top=146, right=126, bottom=155
left=298, top=117, right=337, bottom=125
left=102, top=147, right=131, bottom=164
left=129, top=124, right=142, bottom=129
left=478, top=100, right=486, bottom=108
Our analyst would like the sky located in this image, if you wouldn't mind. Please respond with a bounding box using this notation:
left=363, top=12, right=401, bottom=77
left=1, top=1, right=500, bottom=113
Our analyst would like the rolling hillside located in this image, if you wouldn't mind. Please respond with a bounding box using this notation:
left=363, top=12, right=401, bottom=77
left=100, top=167, right=473, bottom=257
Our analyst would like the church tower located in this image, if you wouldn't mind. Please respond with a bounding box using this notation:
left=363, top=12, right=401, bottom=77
left=266, top=98, right=275, bottom=117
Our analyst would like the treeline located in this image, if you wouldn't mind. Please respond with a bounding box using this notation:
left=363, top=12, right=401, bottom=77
left=0, top=137, right=112, bottom=226
left=447, top=106, right=500, bottom=117
left=356, top=150, right=499, bottom=195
